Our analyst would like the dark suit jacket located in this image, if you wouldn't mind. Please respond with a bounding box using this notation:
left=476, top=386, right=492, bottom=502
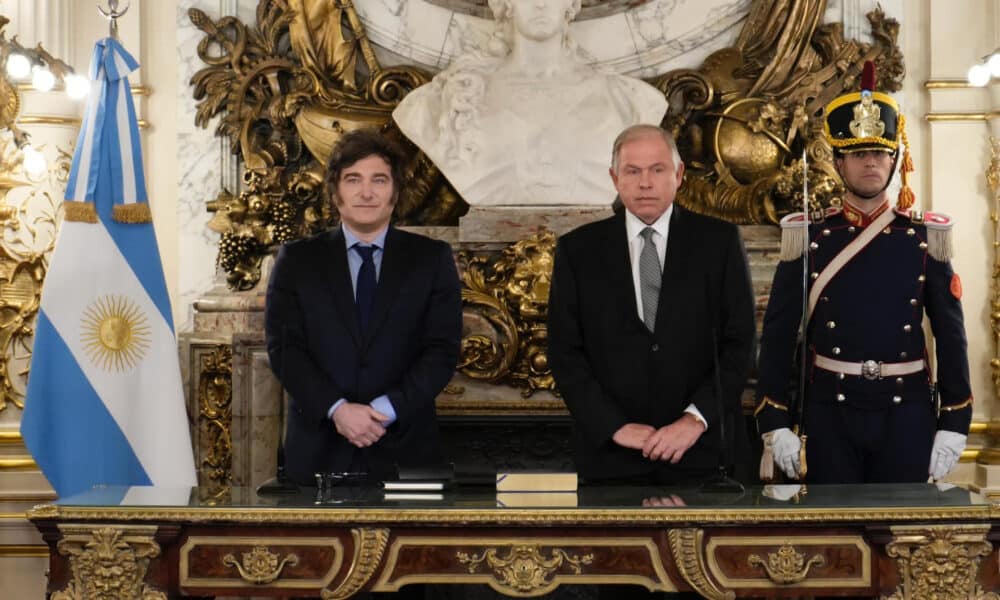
left=547, top=207, right=755, bottom=482
left=265, top=226, right=462, bottom=484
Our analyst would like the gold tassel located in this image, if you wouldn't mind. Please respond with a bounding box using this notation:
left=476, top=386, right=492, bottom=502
left=896, top=114, right=916, bottom=210
left=63, top=201, right=98, bottom=223
left=798, top=434, right=808, bottom=480
left=112, top=202, right=152, bottom=223
left=759, top=431, right=776, bottom=482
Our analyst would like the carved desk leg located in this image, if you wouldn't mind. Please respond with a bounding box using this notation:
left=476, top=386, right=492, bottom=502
left=882, top=524, right=999, bottom=600
left=667, top=528, right=735, bottom=600
left=50, top=525, right=167, bottom=600
left=321, top=528, right=390, bottom=599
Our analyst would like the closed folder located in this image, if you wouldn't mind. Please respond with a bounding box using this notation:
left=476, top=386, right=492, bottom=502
left=496, top=492, right=578, bottom=508
left=495, top=471, right=577, bottom=492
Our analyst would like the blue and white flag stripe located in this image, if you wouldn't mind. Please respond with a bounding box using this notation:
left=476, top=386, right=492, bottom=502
left=21, top=38, right=194, bottom=497
left=66, top=38, right=146, bottom=207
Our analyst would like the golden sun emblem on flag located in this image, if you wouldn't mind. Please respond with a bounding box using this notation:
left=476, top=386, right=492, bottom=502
left=81, top=295, right=151, bottom=372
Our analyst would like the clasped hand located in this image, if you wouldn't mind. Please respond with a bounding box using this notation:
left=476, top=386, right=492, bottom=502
left=332, top=403, right=390, bottom=448
left=612, top=414, right=705, bottom=463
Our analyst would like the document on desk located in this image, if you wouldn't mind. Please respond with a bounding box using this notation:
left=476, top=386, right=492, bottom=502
left=496, top=492, right=578, bottom=508
left=495, top=471, right=578, bottom=492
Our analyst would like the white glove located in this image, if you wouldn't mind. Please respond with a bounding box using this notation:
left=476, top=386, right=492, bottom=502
left=770, top=427, right=802, bottom=479
left=928, top=430, right=967, bottom=481
left=763, top=484, right=802, bottom=501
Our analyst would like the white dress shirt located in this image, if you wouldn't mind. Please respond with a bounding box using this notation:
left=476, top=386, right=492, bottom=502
left=623, top=205, right=707, bottom=430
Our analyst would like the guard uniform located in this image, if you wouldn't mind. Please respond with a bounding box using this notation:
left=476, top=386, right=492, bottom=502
left=754, top=63, right=972, bottom=483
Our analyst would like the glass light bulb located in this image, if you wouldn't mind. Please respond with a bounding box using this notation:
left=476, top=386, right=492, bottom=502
left=31, top=66, right=56, bottom=92
left=22, top=146, right=47, bottom=177
left=988, top=53, right=1000, bottom=77
left=5, top=53, right=30, bottom=79
left=64, top=73, right=90, bottom=99
left=968, top=64, right=991, bottom=87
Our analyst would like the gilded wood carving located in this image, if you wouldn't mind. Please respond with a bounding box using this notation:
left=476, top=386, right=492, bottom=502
left=197, top=344, right=233, bottom=494
left=52, top=525, right=165, bottom=600
left=190, top=0, right=904, bottom=290
left=458, top=230, right=556, bottom=396
left=222, top=544, right=299, bottom=584
left=456, top=544, right=595, bottom=595
left=883, top=524, right=999, bottom=600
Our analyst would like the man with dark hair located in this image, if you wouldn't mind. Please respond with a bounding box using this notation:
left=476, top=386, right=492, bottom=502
left=265, top=128, right=462, bottom=484
left=548, top=124, right=756, bottom=487
left=755, top=62, right=972, bottom=484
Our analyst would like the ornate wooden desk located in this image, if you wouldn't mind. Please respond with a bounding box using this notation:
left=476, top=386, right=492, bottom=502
left=27, top=483, right=1000, bottom=599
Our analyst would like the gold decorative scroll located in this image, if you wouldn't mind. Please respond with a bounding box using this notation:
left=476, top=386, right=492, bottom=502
left=456, top=544, right=594, bottom=596
left=321, top=527, right=390, bottom=599
left=988, top=138, right=1000, bottom=425
left=667, top=528, right=735, bottom=600
left=191, top=0, right=904, bottom=290
left=52, top=525, right=166, bottom=600
left=0, top=137, right=62, bottom=413
left=198, top=344, right=233, bottom=495
left=882, top=524, right=998, bottom=600
left=458, top=230, right=557, bottom=396
left=747, top=544, right=825, bottom=584
left=222, top=545, right=299, bottom=584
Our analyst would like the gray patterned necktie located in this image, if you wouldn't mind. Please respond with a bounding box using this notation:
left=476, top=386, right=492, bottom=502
left=639, top=227, right=661, bottom=332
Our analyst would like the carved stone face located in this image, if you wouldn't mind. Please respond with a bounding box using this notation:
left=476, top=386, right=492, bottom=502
left=508, top=0, right=574, bottom=42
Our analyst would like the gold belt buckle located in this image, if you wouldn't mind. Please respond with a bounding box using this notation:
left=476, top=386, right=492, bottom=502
left=861, top=360, right=882, bottom=380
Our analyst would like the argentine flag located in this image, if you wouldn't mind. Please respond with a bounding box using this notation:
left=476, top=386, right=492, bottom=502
left=20, top=38, right=196, bottom=497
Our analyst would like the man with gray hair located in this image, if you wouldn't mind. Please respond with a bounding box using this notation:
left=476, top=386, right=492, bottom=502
left=548, top=124, right=756, bottom=488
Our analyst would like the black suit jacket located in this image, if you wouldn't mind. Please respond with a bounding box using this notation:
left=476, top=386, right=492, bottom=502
left=265, top=226, right=462, bottom=484
left=547, top=207, right=755, bottom=481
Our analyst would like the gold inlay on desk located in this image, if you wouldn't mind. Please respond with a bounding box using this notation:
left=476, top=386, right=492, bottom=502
left=375, top=536, right=674, bottom=596
left=707, top=535, right=870, bottom=589
left=179, top=535, right=343, bottom=589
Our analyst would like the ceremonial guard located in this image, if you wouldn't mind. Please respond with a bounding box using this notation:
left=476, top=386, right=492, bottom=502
left=755, top=62, right=972, bottom=484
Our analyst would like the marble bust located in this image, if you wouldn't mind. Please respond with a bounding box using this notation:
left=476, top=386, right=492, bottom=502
left=393, top=0, right=669, bottom=207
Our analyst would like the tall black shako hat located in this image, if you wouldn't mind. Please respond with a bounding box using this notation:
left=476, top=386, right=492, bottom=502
left=824, top=61, right=898, bottom=153
left=822, top=61, right=915, bottom=209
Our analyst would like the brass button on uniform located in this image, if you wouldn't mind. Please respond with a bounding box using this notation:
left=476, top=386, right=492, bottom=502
left=826, top=321, right=836, bottom=329
left=903, top=324, right=912, bottom=332
left=900, top=352, right=908, bottom=359
left=832, top=347, right=841, bottom=355
left=896, top=377, right=904, bottom=385
left=822, top=229, right=831, bottom=236
left=910, top=299, right=918, bottom=306
left=810, top=242, right=819, bottom=250
left=837, top=393, right=846, bottom=402
left=919, top=242, right=928, bottom=250
left=906, top=228, right=915, bottom=236
left=848, top=226, right=856, bottom=233
left=892, top=396, right=902, bottom=404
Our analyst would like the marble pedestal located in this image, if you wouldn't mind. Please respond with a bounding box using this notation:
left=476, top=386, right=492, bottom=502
left=459, top=205, right=614, bottom=243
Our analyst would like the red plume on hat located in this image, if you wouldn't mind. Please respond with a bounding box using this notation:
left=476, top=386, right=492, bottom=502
left=860, top=60, right=876, bottom=93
